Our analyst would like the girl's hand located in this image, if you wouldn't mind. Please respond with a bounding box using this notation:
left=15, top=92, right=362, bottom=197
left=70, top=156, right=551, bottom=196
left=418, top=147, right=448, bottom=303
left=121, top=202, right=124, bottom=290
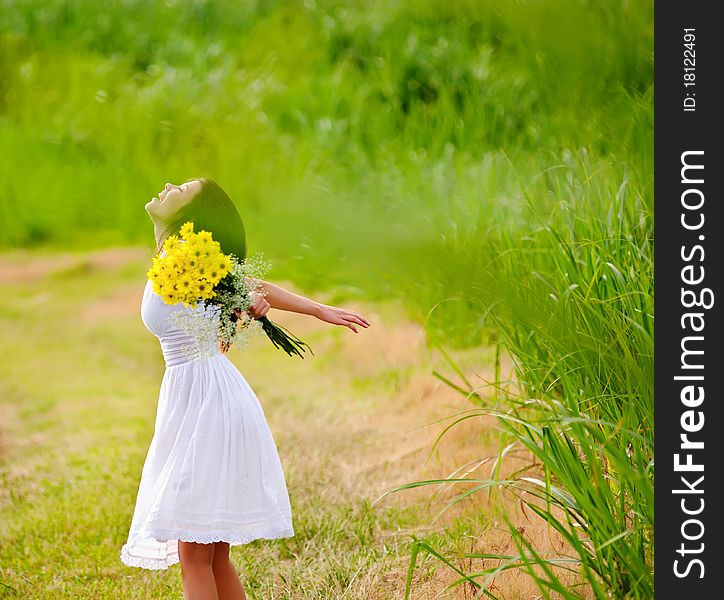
left=240, top=291, right=270, bottom=319
left=220, top=293, right=270, bottom=354
left=315, top=304, right=371, bottom=333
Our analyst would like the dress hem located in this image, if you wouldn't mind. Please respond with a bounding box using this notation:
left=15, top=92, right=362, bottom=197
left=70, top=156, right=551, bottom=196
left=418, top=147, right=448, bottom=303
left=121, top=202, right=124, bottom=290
left=120, top=525, right=295, bottom=570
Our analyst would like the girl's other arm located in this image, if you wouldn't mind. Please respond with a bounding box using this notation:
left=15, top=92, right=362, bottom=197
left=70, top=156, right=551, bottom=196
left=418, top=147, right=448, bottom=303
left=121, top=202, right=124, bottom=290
left=246, top=277, right=370, bottom=333
left=251, top=278, right=322, bottom=317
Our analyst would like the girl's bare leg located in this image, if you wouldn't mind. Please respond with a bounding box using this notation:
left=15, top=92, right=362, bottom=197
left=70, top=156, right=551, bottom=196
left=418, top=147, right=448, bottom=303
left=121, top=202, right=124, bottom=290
left=212, top=542, right=247, bottom=600
left=178, top=540, right=219, bottom=600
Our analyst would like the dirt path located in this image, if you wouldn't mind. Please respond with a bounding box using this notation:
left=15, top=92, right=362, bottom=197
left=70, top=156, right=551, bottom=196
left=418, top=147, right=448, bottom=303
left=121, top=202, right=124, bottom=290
left=0, top=246, right=151, bottom=285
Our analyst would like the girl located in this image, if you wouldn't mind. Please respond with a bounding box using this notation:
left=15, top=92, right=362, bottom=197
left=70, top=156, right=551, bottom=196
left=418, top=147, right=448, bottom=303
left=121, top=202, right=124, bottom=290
left=120, top=178, right=370, bottom=599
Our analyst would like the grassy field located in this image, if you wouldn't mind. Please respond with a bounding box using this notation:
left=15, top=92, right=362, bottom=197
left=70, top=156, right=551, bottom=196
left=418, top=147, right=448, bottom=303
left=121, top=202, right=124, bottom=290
left=1, top=0, right=653, bottom=597
left=1, top=247, right=564, bottom=599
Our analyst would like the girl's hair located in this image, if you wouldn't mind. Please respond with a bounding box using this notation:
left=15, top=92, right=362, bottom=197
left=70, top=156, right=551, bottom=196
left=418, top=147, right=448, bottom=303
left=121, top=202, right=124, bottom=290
left=154, top=177, right=247, bottom=261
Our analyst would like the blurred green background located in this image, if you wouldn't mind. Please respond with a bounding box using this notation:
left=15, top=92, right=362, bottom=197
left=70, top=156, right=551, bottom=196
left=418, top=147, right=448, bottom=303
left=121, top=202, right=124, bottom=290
left=0, top=0, right=651, bottom=345
left=1, top=1, right=653, bottom=597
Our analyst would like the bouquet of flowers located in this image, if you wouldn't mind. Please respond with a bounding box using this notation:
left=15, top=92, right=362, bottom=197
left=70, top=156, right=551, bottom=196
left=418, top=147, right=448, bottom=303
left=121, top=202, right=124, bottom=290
left=147, top=221, right=313, bottom=359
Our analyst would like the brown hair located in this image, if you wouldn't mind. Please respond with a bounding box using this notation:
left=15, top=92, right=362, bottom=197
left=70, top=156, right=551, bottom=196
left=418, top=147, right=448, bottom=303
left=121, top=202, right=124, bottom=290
left=154, top=177, right=247, bottom=261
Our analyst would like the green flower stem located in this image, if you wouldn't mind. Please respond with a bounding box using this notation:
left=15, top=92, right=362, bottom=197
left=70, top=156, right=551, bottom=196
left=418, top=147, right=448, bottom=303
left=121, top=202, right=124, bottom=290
left=256, top=315, right=314, bottom=359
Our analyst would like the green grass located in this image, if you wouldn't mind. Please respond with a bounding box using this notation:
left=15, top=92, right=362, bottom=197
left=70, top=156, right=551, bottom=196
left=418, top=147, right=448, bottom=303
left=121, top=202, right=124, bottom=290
left=487, top=156, right=653, bottom=597
left=389, top=153, right=653, bottom=597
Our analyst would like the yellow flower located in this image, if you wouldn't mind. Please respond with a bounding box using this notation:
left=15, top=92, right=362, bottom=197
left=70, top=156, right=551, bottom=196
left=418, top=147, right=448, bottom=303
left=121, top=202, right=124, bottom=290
left=206, top=267, right=222, bottom=282
left=158, top=271, right=172, bottom=289
left=164, top=234, right=180, bottom=253
left=146, top=221, right=237, bottom=307
left=180, top=221, right=194, bottom=239
left=197, top=230, right=213, bottom=245
left=196, top=280, right=211, bottom=297
left=200, top=256, right=216, bottom=270
left=175, top=253, right=191, bottom=273
left=177, top=272, right=194, bottom=293
left=188, top=243, right=205, bottom=261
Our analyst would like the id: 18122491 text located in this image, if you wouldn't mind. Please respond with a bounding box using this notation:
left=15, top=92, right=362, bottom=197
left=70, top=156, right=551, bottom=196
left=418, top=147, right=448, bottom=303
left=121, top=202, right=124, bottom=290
left=683, top=28, right=696, bottom=112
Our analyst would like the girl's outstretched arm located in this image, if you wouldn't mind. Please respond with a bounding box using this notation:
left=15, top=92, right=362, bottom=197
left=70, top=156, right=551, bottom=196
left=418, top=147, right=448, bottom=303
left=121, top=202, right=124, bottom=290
left=246, top=278, right=371, bottom=333
left=250, top=278, right=321, bottom=317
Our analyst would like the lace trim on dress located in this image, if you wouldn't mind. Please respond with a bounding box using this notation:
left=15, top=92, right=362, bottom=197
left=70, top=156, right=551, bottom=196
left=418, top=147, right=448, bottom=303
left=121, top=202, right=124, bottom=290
left=120, top=525, right=295, bottom=570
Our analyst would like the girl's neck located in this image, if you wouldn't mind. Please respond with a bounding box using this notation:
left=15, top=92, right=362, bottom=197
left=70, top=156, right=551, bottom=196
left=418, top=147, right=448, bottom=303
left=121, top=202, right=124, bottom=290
left=153, top=223, right=164, bottom=252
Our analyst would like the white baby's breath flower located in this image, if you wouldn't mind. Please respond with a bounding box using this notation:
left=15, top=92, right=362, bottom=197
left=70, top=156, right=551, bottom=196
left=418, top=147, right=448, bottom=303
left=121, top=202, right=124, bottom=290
left=167, top=301, right=222, bottom=360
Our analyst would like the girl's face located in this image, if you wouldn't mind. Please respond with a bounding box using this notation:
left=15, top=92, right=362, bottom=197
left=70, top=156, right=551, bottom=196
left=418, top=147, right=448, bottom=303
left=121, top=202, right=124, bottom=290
left=145, top=180, right=203, bottom=224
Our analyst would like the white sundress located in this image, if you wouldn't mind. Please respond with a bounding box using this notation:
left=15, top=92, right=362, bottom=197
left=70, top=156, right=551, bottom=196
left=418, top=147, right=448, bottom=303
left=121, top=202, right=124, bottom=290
left=119, top=278, right=294, bottom=570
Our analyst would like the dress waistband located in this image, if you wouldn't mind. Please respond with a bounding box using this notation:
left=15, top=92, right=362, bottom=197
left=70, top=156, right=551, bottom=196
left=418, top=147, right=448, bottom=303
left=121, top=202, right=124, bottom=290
left=160, top=330, right=220, bottom=367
